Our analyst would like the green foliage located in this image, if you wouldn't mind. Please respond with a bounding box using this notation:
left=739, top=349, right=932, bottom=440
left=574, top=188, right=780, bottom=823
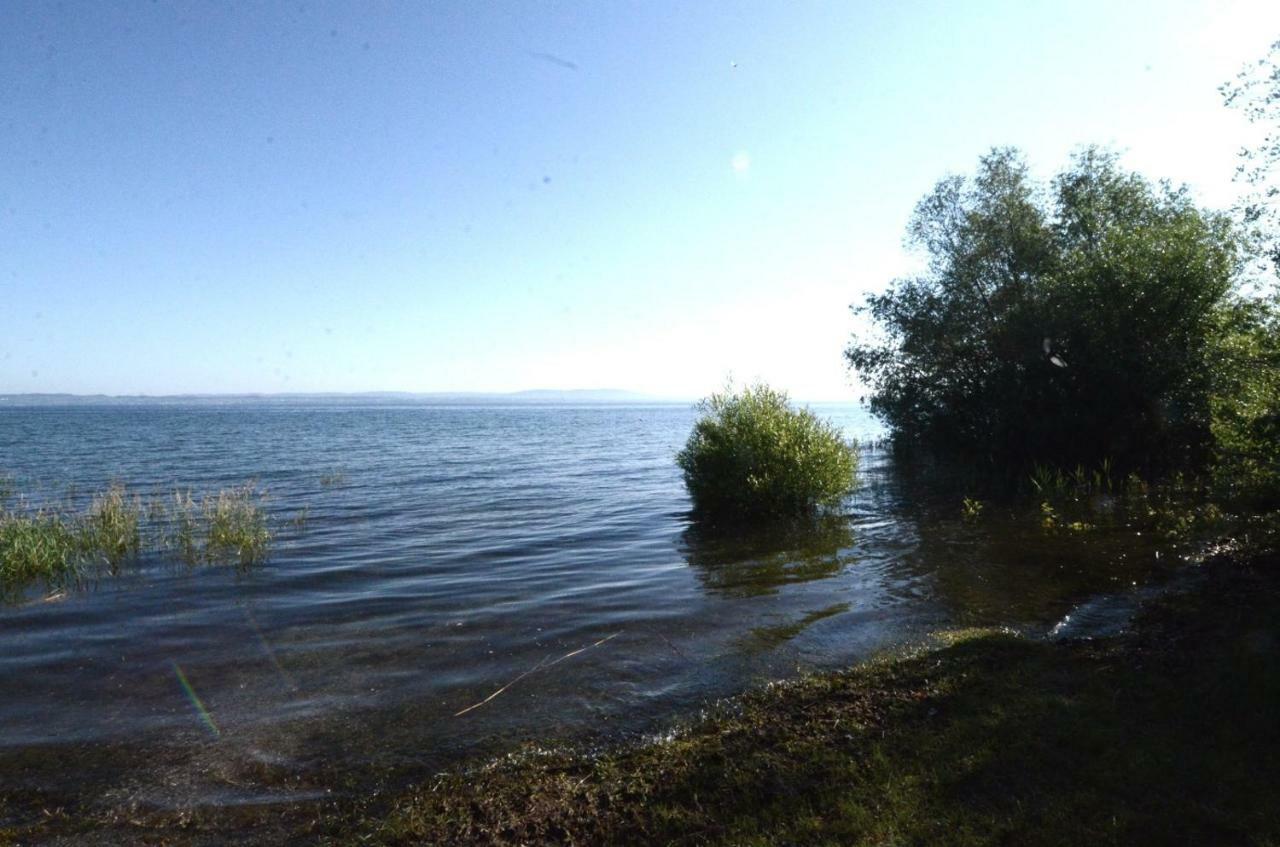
left=202, top=485, right=272, bottom=566
left=676, top=383, right=857, bottom=519
left=847, top=147, right=1254, bottom=476
left=1222, top=38, right=1280, bottom=269
left=1208, top=296, right=1280, bottom=505
left=0, top=482, right=277, bottom=599
left=80, top=484, right=142, bottom=570
left=165, top=490, right=202, bottom=564
left=960, top=497, right=984, bottom=521
left=0, top=510, right=81, bottom=599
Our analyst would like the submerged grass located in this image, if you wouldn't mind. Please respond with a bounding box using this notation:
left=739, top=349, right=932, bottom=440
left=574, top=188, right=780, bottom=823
left=203, top=485, right=271, bottom=566
left=0, top=482, right=275, bottom=599
left=0, top=510, right=81, bottom=599
left=81, top=484, right=142, bottom=570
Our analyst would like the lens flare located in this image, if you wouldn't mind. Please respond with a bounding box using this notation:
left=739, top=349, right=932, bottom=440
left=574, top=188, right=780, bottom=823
left=171, top=660, right=220, bottom=738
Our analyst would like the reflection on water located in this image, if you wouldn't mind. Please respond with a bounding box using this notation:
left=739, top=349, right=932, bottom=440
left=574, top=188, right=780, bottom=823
left=0, top=402, right=1191, bottom=815
left=739, top=602, right=852, bottom=652
left=682, top=516, right=856, bottom=597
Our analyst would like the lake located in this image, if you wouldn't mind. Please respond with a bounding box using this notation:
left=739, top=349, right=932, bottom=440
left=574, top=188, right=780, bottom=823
left=0, top=401, right=1182, bottom=811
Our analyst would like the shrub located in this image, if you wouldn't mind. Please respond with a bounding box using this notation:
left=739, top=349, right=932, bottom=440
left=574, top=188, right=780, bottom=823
left=676, top=384, right=858, bottom=519
left=846, top=147, right=1251, bottom=476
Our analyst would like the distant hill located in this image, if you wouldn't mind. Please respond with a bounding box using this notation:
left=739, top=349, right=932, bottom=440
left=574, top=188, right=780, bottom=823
left=505, top=389, right=657, bottom=402
left=0, top=389, right=685, bottom=407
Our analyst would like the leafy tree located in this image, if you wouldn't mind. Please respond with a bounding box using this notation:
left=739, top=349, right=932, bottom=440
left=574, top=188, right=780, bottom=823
left=1210, top=296, right=1280, bottom=503
left=846, top=147, right=1249, bottom=475
left=1219, top=40, right=1280, bottom=503
left=1222, top=38, right=1280, bottom=270
left=677, top=383, right=857, bottom=520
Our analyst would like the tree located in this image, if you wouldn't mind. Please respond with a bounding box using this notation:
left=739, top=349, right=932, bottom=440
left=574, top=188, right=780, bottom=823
left=1222, top=38, right=1280, bottom=271
left=846, top=147, right=1247, bottom=475
left=1218, top=40, right=1280, bottom=502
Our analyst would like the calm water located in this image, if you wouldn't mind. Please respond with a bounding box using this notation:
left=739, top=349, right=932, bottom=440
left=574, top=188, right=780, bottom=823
left=0, top=402, right=1181, bottom=810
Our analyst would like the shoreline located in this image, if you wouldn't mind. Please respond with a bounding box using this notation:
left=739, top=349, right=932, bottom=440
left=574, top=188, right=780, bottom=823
left=7, top=547, right=1276, bottom=846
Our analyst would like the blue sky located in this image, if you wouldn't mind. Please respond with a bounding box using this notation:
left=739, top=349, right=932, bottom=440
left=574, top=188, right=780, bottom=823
left=2, top=0, right=1277, bottom=399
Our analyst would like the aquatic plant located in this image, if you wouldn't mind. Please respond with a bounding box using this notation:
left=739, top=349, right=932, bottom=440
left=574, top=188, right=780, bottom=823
left=677, top=383, right=857, bottom=520
left=164, top=489, right=201, bottom=564
left=1029, top=461, right=1116, bottom=502
left=0, top=509, right=81, bottom=598
left=961, top=497, right=985, bottom=521
left=289, top=505, right=310, bottom=529
left=202, top=485, right=272, bottom=567
left=319, top=470, right=348, bottom=488
left=80, top=483, right=142, bottom=570
left=0, top=481, right=280, bottom=599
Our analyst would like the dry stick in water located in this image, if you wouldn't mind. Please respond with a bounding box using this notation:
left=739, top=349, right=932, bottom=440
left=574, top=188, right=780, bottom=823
left=454, top=632, right=621, bottom=717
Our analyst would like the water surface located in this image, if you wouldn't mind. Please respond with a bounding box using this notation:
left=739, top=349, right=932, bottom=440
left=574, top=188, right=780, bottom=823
left=0, top=402, right=1181, bottom=810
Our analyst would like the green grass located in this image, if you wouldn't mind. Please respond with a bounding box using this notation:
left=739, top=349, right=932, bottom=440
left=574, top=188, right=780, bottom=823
left=319, top=470, right=348, bottom=488
left=80, top=484, right=142, bottom=570
left=165, top=489, right=202, bottom=564
left=202, top=485, right=271, bottom=566
left=0, top=482, right=276, bottom=599
left=0, top=510, right=81, bottom=600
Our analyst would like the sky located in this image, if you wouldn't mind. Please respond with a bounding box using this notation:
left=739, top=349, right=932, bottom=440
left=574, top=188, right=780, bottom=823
left=2, top=1, right=1278, bottom=400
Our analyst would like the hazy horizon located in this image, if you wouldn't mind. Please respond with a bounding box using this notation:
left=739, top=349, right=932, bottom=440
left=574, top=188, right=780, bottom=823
left=0, top=386, right=870, bottom=405
left=4, top=1, right=1277, bottom=397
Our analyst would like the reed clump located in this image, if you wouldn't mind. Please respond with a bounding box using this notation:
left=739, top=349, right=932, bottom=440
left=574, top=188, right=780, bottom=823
left=202, top=485, right=271, bottom=566
left=0, top=482, right=277, bottom=599
left=165, top=490, right=202, bottom=564
left=0, top=509, right=81, bottom=599
left=319, top=470, right=348, bottom=488
left=81, top=484, right=142, bottom=570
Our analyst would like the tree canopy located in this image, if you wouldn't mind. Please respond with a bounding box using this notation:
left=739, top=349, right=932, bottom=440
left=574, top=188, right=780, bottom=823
left=846, top=147, right=1257, bottom=476
left=1222, top=38, right=1280, bottom=269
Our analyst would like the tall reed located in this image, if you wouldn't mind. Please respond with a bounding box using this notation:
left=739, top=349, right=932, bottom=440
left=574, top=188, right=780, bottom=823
left=1, top=481, right=278, bottom=599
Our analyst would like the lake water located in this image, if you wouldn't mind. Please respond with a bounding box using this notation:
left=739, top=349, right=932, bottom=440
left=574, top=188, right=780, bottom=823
left=0, top=402, right=1183, bottom=812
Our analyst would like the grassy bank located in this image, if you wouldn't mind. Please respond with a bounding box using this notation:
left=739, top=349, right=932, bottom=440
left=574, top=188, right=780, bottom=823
left=373, top=551, right=1280, bottom=846
left=7, top=549, right=1275, bottom=846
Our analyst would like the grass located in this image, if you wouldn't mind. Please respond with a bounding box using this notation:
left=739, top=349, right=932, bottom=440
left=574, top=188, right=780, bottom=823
left=0, top=482, right=275, bottom=599
left=81, top=484, right=142, bottom=570
left=0, top=510, right=81, bottom=600
left=203, top=485, right=272, bottom=566
left=319, top=470, right=348, bottom=488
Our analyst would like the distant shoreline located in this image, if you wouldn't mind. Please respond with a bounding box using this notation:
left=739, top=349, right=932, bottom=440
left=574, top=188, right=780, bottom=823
left=0, top=390, right=686, bottom=407
left=0, top=391, right=859, bottom=407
